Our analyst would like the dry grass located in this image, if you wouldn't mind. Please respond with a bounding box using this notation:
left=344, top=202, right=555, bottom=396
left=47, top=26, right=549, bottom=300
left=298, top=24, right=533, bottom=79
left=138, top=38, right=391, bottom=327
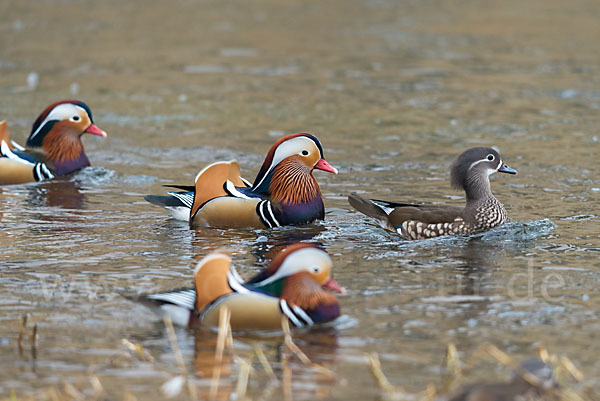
left=366, top=343, right=592, bottom=401
left=208, top=307, right=231, bottom=400
left=162, top=315, right=198, bottom=399
left=4, top=315, right=593, bottom=401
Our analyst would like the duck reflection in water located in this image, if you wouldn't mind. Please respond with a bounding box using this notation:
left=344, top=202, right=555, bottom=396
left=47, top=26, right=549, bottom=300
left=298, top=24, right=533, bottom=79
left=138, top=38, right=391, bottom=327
left=190, top=325, right=339, bottom=401
left=451, top=239, right=503, bottom=297
left=189, top=222, right=325, bottom=269
left=251, top=224, right=326, bottom=263
left=22, top=178, right=90, bottom=234
left=26, top=178, right=87, bottom=211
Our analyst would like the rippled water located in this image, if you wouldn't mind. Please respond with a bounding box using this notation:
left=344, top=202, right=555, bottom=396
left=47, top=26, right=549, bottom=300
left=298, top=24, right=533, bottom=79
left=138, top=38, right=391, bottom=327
left=1, top=0, right=599, bottom=399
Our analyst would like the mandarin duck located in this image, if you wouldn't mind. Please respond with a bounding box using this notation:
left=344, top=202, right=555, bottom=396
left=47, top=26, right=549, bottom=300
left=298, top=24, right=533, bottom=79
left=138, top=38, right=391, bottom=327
left=0, top=100, right=106, bottom=185
left=145, top=133, right=338, bottom=228
left=348, top=147, right=517, bottom=240
left=446, top=358, right=558, bottom=401
left=134, top=243, right=345, bottom=330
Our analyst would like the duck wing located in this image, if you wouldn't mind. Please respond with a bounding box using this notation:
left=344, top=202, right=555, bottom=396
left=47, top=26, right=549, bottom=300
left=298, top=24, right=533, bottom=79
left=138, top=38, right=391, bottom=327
left=1, top=126, right=55, bottom=184
left=349, top=194, right=463, bottom=231
left=386, top=204, right=463, bottom=227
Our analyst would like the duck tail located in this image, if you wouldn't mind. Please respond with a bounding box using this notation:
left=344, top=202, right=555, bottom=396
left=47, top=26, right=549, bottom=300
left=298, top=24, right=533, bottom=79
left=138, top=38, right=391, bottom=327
left=348, top=194, right=390, bottom=220
left=144, top=194, right=184, bottom=207
left=144, top=193, right=193, bottom=221
left=122, top=288, right=197, bottom=326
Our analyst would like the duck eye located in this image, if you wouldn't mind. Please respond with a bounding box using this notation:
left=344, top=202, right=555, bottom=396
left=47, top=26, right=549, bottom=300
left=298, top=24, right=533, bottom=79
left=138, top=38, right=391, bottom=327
left=301, top=150, right=309, bottom=156
left=312, top=266, right=320, bottom=273
left=487, top=154, right=494, bottom=161
left=71, top=115, right=80, bottom=122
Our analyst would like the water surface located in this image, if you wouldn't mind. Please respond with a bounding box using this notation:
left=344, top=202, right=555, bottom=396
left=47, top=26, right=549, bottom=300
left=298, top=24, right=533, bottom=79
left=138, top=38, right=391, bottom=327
left=1, top=0, right=599, bottom=399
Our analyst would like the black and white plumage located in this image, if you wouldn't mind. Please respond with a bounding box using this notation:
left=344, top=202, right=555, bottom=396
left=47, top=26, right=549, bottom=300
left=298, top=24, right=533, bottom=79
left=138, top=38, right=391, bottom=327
left=348, top=147, right=517, bottom=240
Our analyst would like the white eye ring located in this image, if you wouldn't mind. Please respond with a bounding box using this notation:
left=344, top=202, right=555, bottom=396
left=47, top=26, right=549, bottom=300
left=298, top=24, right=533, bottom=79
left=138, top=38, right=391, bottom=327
left=311, top=266, right=320, bottom=273
left=301, top=150, right=309, bottom=156
left=70, top=115, right=81, bottom=122
left=486, top=154, right=495, bottom=161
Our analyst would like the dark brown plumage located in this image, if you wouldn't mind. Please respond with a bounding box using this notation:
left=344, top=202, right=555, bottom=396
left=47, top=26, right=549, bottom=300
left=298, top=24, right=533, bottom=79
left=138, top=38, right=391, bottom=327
left=446, top=358, right=558, bottom=401
left=348, top=147, right=517, bottom=240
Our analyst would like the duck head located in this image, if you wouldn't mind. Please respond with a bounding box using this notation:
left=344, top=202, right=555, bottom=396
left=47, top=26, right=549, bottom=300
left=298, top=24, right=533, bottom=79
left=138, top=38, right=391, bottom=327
left=246, top=243, right=345, bottom=299
left=26, top=100, right=106, bottom=170
left=450, top=147, right=516, bottom=201
left=511, top=358, right=557, bottom=389
left=252, top=133, right=337, bottom=197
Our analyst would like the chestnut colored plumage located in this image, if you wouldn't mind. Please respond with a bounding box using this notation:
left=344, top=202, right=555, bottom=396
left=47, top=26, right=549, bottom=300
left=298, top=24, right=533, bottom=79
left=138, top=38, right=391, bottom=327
left=269, top=156, right=322, bottom=205
left=281, top=272, right=338, bottom=310
left=42, top=126, right=85, bottom=162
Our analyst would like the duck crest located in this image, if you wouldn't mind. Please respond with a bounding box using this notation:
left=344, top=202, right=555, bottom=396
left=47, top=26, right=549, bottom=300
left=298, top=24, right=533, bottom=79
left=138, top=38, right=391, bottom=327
left=252, top=133, right=323, bottom=193
left=30, top=100, right=93, bottom=135
left=269, top=156, right=321, bottom=205
left=27, top=100, right=93, bottom=148
left=450, top=147, right=501, bottom=202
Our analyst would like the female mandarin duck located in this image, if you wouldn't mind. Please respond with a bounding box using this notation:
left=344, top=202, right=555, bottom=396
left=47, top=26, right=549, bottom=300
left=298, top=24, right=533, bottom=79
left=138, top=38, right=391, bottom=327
left=0, top=100, right=107, bottom=185
left=446, top=358, right=557, bottom=401
left=135, top=243, right=345, bottom=330
left=145, top=133, right=338, bottom=228
left=348, top=147, right=517, bottom=240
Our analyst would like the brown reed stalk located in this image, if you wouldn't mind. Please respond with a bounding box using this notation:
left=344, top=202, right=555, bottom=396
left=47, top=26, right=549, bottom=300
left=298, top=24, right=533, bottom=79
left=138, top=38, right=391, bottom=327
left=209, top=307, right=231, bottom=401
left=280, top=317, right=336, bottom=378
left=254, top=344, right=277, bottom=381
left=233, top=356, right=252, bottom=400
left=31, top=323, right=38, bottom=359
left=281, top=343, right=292, bottom=401
left=366, top=352, right=397, bottom=396
left=163, top=315, right=197, bottom=400
left=18, top=314, right=28, bottom=355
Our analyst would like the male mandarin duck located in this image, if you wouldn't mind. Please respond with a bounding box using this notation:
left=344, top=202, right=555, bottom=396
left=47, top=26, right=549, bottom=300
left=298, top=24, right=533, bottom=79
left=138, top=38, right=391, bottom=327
left=348, top=147, right=517, bottom=240
left=0, top=100, right=107, bottom=185
left=446, top=358, right=558, bottom=401
left=145, top=133, right=338, bottom=228
left=134, top=243, right=345, bottom=330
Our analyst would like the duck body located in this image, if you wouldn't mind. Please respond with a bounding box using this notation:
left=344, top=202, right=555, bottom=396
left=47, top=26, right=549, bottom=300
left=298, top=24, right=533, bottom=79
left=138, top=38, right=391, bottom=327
left=145, top=133, right=337, bottom=228
left=348, top=147, right=516, bottom=240
left=134, top=244, right=345, bottom=331
left=446, top=358, right=558, bottom=401
left=0, top=100, right=106, bottom=185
